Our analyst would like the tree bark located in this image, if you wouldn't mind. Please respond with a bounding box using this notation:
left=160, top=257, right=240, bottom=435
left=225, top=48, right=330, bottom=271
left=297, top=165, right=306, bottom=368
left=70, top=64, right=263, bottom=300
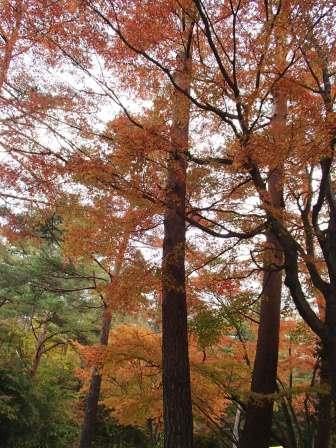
left=162, top=19, right=194, bottom=448
left=239, top=233, right=283, bottom=448
left=316, top=300, right=336, bottom=448
left=239, top=84, right=286, bottom=448
left=232, top=405, right=242, bottom=448
left=315, top=350, right=332, bottom=448
left=79, top=234, right=129, bottom=448
left=79, top=305, right=112, bottom=448
left=30, top=321, right=48, bottom=377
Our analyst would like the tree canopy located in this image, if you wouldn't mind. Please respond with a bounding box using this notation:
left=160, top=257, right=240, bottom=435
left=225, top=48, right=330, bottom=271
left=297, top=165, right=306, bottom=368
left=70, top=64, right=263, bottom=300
left=0, top=1, right=335, bottom=447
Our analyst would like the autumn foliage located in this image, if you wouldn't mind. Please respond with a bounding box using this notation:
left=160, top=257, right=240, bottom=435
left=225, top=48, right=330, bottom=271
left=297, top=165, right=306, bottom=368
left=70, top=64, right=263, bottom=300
left=0, top=1, right=335, bottom=448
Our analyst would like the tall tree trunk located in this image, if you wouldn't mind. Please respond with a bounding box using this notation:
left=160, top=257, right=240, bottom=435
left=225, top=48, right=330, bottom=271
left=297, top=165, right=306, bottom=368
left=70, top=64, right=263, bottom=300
left=79, top=235, right=129, bottom=448
left=162, top=18, right=194, bottom=448
left=239, top=84, right=286, bottom=448
left=324, top=166, right=336, bottom=444
left=313, top=219, right=336, bottom=448
left=317, top=299, right=336, bottom=448
left=79, top=305, right=112, bottom=448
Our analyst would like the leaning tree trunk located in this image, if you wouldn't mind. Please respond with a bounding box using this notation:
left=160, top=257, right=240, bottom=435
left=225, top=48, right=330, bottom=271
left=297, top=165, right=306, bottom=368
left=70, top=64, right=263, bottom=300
left=79, top=306, right=112, bottom=448
left=239, top=83, right=286, bottom=448
left=79, top=235, right=129, bottom=448
left=162, top=20, right=194, bottom=448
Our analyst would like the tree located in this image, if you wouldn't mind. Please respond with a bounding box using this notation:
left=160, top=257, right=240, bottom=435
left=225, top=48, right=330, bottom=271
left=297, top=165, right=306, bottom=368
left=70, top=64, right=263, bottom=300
left=79, top=229, right=130, bottom=448
left=47, top=3, right=199, bottom=445
left=0, top=235, right=101, bottom=371
left=0, top=1, right=335, bottom=446
left=0, top=244, right=83, bottom=448
left=161, top=9, right=195, bottom=448
left=239, top=8, right=288, bottom=446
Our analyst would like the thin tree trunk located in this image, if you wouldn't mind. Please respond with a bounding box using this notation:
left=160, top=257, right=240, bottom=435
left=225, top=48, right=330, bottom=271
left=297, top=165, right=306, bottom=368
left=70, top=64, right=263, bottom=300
left=239, top=82, right=286, bottom=448
left=232, top=405, right=241, bottom=448
left=162, top=17, right=194, bottom=448
left=79, top=305, right=112, bottom=448
left=30, top=321, right=48, bottom=377
left=79, top=234, right=129, bottom=448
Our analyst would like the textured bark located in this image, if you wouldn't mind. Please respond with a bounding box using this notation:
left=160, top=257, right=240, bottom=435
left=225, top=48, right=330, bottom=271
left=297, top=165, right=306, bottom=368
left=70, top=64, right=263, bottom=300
left=239, top=234, right=283, bottom=448
left=162, top=22, right=193, bottom=448
left=79, top=306, right=112, bottom=448
left=239, top=85, right=286, bottom=448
